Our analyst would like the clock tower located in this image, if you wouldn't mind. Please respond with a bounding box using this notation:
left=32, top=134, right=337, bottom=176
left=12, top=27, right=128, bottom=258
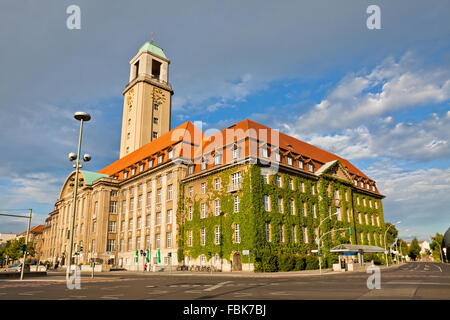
left=119, top=41, right=173, bottom=158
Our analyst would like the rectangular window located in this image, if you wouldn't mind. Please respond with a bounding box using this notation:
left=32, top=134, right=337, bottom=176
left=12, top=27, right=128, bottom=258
left=201, top=182, right=206, bottom=194
left=234, top=224, right=240, bottom=243
left=130, top=198, right=135, bottom=211
left=138, top=195, right=143, bottom=209
left=122, top=200, right=126, bottom=214
left=189, top=186, right=193, bottom=197
left=129, top=218, right=133, bottom=230
left=139, top=163, right=144, bottom=173
left=302, top=227, right=309, bottom=243
left=156, top=212, right=161, bottom=226
left=92, top=239, right=96, bottom=252
left=276, top=175, right=282, bottom=187
left=279, top=224, right=284, bottom=242
left=291, top=225, right=296, bottom=243
left=131, top=168, right=136, bottom=176
left=120, top=239, right=124, bottom=252
left=265, top=223, right=271, bottom=242
left=188, top=230, right=193, bottom=247
left=145, top=235, right=150, bottom=249
left=313, top=204, right=317, bottom=218
left=167, top=209, right=172, bottom=224
left=109, top=201, right=117, bottom=213
left=201, top=203, right=206, bottom=218
left=287, top=157, right=293, bottom=165
left=168, top=149, right=174, bottom=159
left=124, top=171, right=128, bottom=179
left=215, top=226, right=220, bottom=245
left=308, top=163, right=313, bottom=172
left=303, top=202, right=307, bottom=217
left=264, top=195, right=269, bottom=211
left=263, top=174, right=268, bottom=184
left=231, top=172, right=242, bottom=186
left=234, top=195, right=240, bottom=212
left=290, top=199, right=295, bottom=215
left=201, top=228, right=206, bottom=246
left=146, top=214, right=151, bottom=227
left=166, top=232, right=172, bottom=248
left=147, top=192, right=152, bottom=208
left=232, top=147, right=240, bottom=159
left=215, top=199, right=220, bottom=216
left=110, top=190, right=118, bottom=197
left=137, top=237, right=141, bottom=250
left=278, top=197, right=283, bottom=213
left=127, top=238, right=132, bottom=251
left=137, top=216, right=142, bottom=228
left=108, top=221, right=116, bottom=233
left=157, top=188, right=162, bottom=203
left=336, top=206, right=341, bottom=220
left=188, top=206, right=193, bottom=220
left=157, top=155, right=163, bottom=163
left=215, top=178, right=220, bottom=190
left=289, top=178, right=294, bottom=190
left=214, top=154, right=222, bottom=165
left=167, top=184, right=173, bottom=200
left=298, top=160, right=304, bottom=169
left=156, top=234, right=160, bottom=249
left=121, top=220, right=125, bottom=231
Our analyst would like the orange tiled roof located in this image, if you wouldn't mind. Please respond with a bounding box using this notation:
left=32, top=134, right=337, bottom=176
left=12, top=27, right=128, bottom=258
left=18, top=225, right=44, bottom=236
left=98, top=121, right=204, bottom=177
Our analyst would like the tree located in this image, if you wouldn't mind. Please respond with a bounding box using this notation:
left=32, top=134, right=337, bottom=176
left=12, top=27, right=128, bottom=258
left=408, top=238, right=421, bottom=261
left=384, top=223, right=399, bottom=248
left=3, top=238, right=35, bottom=263
left=430, top=233, right=444, bottom=262
left=397, top=239, right=408, bottom=261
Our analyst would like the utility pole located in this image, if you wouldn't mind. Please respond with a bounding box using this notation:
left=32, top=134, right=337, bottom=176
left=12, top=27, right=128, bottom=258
left=20, top=209, right=32, bottom=281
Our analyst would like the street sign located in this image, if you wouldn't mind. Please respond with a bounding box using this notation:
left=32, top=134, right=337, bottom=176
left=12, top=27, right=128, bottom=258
left=242, top=250, right=249, bottom=255
left=311, top=249, right=318, bottom=253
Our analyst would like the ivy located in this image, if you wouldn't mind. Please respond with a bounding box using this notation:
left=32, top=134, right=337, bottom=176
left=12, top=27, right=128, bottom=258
left=178, top=162, right=386, bottom=271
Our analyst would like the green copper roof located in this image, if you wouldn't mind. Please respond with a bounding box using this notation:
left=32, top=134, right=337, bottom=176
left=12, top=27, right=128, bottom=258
left=138, top=42, right=167, bottom=58
left=80, top=170, right=109, bottom=186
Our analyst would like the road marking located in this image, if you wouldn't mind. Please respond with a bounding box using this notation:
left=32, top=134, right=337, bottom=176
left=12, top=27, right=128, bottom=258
left=232, top=292, right=252, bottom=297
left=147, top=290, right=168, bottom=294
left=100, top=294, right=124, bottom=299
left=430, top=264, right=442, bottom=272
left=69, top=295, right=87, bottom=299
left=269, top=291, right=292, bottom=296
left=386, top=281, right=449, bottom=286
left=359, top=287, right=417, bottom=299
left=184, top=290, right=203, bottom=294
left=146, top=285, right=156, bottom=288
left=204, top=281, right=232, bottom=292
left=18, top=290, right=44, bottom=296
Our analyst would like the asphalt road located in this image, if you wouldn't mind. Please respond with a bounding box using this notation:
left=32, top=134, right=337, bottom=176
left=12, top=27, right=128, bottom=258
left=0, top=262, right=449, bottom=300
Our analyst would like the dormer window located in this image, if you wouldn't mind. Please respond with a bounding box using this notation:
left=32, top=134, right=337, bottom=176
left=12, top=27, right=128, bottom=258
left=189, top=166, right=194, bottom=175
left=214, top=153, right=222, bottom=165
left=360, top=181, right=364, bottom=188
left=139, top=163, right=144, bottom=173
left=354, top=179, right=358, bottom=186
left=131, top=167, right=136, bottom=176
left=123, top=171, right=128, bottom=179
left=275, top=152, right=280, bottom=162
left=372, top=185, right=375, bottom=191
left=366, top=183, right=369, bottom=189
left=298, top=160, right=304, bottom=169
left=232, top=145, right=240, bottom=160
left=168, top=149, right=174, bottom=159
left=148, top=159, right=154, bottom=168
left=157, top=155, right=163, bottom=164
left=287, top=157, right=293, bottom=166
left=308, top=163, right=313, bottom=172
left=261, top=146, right=268, bottom=158
left=201, top=161, right=206, bottom=170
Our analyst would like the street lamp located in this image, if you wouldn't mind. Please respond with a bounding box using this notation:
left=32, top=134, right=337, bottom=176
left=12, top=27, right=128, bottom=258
left=384, top=221, right=401, bottom=267
left=314, top=212, right=340, bottom=274
left=66, top=111, right=91, bottom=280
left=430, top=236, right=444, bottom=263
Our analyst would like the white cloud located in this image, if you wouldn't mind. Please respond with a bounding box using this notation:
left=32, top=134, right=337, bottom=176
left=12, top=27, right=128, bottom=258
left=292, top=53, right=450, bottom=134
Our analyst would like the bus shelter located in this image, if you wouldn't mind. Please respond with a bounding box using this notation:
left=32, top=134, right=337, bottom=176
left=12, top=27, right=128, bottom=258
left=329, top=244, right=385, bottom=271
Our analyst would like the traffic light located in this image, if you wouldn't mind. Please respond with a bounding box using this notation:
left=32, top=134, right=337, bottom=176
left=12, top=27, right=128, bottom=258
left=79, top=245, right=83, bottom=252
left=20, top=244, right=27, bottom=253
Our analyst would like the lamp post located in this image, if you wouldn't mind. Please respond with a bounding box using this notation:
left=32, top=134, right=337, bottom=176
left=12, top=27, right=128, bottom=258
left=66, top=112, right=91, bottom=280
left=314, top=212, right=340, bottom=274
left=430, top=236, right=444, bottom=263
left=384, top=221, right=401, bottom=267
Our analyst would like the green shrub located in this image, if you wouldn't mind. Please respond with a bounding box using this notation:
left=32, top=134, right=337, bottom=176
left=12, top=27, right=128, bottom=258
left=294, top=255, right=306, bottom=270
left=278, top=254, right=295, bottom=271
left=305, top=255, right=319, bottom=270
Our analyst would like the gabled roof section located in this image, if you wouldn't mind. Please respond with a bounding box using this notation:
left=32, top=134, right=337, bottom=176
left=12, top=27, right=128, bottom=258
left=79, top=170, right=109, bottom=186
left=315, top=160, right=353, bottom=183
left=99, top=121, right=204, bottom=176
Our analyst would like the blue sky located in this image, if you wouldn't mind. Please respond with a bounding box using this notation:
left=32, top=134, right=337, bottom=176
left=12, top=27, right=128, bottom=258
left=0, top=0, right=449, bottom=241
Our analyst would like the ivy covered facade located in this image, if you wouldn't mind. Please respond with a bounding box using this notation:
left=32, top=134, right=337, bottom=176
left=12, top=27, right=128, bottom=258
left=178, top=155, right=386, bottom=272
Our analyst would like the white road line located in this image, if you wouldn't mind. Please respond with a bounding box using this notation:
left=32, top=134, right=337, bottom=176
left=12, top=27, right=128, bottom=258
left=269, top=291, right=292, bottom=296
left=430, top=264, right=442, bottom=272
left=204, top=281, right=233, bottom=292
left=147, top=290, right=168, bottom=294
left=100, top=294, right=124, bottom=299
left=233, top=292, right=253, bottom=297
left=18, top=290, right=44, bottom=296
left=184, top=290, right=203, bottom=294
